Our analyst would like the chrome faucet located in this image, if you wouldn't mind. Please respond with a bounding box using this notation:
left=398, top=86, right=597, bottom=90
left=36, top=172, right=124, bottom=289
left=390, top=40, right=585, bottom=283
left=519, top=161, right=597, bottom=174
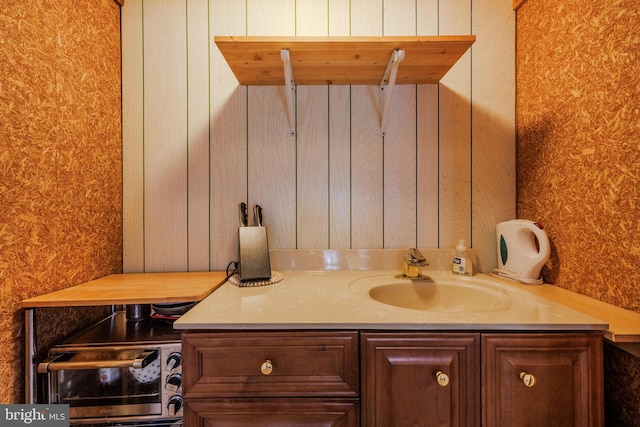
left=405, top=248, right=428, bottom=266
left=403, top=248, right=429, bottom=278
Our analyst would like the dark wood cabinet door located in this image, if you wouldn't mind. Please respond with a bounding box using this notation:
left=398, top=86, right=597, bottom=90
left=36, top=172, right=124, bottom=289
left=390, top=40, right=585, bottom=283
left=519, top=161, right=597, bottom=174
left=361, top=332, right=481, bottom=427
left=482, top=332, right=604, bottom=427
left=185, top=398, right=359, bottom=426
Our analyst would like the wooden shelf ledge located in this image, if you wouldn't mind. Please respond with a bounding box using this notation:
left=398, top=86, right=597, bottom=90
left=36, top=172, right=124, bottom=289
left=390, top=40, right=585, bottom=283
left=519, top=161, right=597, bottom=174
left=214, top=36, right=476, bottom=86
left=497, top=276, right=640, bottom=344
left=214, top=36, right=474, bottom=135
left=20, top=271, right=228, bottom=307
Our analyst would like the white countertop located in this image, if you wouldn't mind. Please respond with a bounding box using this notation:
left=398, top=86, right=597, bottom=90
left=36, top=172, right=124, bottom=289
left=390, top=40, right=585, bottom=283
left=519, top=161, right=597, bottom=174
left=174, top=269, right=608, bottom=331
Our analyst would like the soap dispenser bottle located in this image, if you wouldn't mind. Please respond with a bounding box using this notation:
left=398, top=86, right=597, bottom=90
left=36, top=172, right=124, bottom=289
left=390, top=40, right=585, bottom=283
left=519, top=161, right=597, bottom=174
left=452, top=239, right=473, bottom=275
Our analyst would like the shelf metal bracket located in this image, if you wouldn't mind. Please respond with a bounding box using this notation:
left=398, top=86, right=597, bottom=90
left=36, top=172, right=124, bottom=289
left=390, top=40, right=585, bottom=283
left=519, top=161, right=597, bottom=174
left=379, top=49, right=405, bottom=136
left=281, top=49, right=296, bottom=136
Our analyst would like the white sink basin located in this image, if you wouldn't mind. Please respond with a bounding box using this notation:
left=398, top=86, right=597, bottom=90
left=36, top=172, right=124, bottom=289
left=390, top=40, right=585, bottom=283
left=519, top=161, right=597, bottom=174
left=353, top=275, right=512, bottom=313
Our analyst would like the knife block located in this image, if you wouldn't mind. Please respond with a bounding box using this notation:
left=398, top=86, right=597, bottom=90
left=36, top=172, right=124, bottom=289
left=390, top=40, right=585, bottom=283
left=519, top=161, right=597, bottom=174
left=238, top=226, right=272, bottom=281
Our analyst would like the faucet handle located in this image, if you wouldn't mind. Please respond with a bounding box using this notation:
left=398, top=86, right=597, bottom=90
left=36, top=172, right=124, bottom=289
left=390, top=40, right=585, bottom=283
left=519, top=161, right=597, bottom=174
left=405, top=248, right=428, bottom=265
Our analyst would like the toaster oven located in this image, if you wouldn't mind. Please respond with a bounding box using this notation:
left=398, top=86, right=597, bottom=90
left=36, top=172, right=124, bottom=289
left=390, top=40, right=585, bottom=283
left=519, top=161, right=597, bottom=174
left=37, top=312, right=183, bottom=426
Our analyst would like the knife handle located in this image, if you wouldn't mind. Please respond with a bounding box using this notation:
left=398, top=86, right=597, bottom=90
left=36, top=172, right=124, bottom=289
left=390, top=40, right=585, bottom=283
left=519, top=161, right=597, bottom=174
left=254, top=205, right=263, bottom=226
left=238, top=202, right=248, bottom=227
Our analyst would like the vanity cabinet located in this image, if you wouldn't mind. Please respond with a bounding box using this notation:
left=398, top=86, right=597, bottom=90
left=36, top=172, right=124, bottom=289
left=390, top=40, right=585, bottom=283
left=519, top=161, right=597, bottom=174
left=181, top=331, right=360, bottom=426
left=482, top=332, right=604, bottom=427
left=182, top=330, right=603, bottom=426
left=361, top=332, right=481, bottom=427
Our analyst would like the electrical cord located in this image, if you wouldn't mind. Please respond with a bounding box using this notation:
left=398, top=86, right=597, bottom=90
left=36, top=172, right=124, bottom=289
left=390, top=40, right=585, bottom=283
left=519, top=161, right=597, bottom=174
left=491, top=268, right=544, bottom=285
left=226, top=261, right=239, bottom=279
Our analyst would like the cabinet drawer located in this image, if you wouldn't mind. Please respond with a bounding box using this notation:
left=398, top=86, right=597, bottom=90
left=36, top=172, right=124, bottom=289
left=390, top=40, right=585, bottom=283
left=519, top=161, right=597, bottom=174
left=182, top=331, right=359, bottom=398
left=185, top=398, right=359, bottom=426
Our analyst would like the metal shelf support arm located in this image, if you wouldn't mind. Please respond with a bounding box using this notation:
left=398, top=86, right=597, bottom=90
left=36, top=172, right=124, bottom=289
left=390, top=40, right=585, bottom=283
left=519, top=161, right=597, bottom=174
left=380, top=49, right=405, bottom=136
left=281, top=49, right=296, bottom=136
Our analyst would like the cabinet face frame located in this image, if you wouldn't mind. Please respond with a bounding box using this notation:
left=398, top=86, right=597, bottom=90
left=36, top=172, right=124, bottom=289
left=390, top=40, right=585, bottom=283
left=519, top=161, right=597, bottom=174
left=361, top=332, right=481, bottom=427
left=181, top=330, right=603, bottom=427
left=482, top=332, right=604, bottom=427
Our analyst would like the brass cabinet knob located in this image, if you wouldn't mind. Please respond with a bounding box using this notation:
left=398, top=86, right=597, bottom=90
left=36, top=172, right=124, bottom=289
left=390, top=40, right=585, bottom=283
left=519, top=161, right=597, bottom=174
left=435, top=370, right=450, bottom=387
left=260, top=360, right=273, bottom=375
left=519, top=371, right=536, bottom=387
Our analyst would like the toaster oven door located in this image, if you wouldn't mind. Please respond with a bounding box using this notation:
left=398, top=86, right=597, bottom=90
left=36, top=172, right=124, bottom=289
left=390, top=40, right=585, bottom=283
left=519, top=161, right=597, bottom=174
left=38, top=347, right=163, bottom=419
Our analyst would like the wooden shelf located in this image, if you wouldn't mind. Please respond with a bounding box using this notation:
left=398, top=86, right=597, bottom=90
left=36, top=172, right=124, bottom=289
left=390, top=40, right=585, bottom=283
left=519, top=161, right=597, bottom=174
left=214, top=36, right=475, bottom=86
left=214, top=36, right=475, bottom=135
left=21, top=271, right=227, bottom=307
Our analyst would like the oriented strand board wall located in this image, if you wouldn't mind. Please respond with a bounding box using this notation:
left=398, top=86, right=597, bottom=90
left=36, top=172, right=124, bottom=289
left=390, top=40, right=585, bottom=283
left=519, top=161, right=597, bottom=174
left=122, top=0, right=516, bottom=274
left=516, top=0, right=640, bottom=311
left=516, top=2, right=640, bottom=424
left=0, top=0, right=122, bottom=403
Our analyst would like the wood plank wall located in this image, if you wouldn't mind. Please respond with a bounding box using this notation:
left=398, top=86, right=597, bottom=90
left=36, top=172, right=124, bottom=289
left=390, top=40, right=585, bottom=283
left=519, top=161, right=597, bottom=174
left=122, top=0, right=515, bottom=273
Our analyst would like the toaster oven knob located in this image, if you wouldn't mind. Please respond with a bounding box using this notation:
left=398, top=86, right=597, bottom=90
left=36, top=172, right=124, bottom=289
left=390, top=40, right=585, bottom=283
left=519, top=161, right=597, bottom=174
left=166, top=352, right=182, bottom=370
left=167, top=395, right=183, bottom=417
left=166, top=373, right=182, bottom=391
